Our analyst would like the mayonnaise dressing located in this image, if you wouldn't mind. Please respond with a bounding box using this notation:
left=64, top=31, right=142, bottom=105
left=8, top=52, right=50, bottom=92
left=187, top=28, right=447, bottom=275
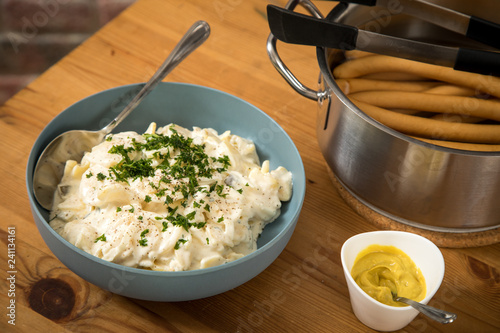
left=50, top=123, right=292, bottom=271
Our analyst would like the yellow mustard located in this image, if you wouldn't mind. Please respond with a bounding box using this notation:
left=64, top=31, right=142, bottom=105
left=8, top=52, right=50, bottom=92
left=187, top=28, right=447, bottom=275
left=351, top=245, right=426, bottom=307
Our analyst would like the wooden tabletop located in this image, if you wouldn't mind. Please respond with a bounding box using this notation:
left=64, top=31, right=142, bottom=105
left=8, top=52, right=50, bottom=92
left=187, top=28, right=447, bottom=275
left=1, top=0, right=499, bottom=332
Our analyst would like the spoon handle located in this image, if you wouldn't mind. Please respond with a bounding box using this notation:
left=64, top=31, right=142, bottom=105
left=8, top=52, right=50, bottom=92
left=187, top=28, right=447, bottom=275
left=101, top=20, right=210, bottom=134
left=395, top=296, right=457, bottom=324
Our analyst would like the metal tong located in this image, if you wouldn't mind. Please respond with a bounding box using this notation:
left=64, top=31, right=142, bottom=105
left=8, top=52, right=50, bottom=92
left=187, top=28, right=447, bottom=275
left=267, top=1, right=500, bottom=76
left=341, top=0, right=500, bottom=49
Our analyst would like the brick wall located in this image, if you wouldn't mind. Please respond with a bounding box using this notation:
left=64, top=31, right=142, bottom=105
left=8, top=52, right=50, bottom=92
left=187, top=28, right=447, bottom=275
left=0, top=0, right=136, bottom=105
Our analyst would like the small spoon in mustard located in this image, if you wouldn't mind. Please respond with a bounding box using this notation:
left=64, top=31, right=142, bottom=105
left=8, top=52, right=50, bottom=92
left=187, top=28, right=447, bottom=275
left=392, top=292, right=457, bottom=324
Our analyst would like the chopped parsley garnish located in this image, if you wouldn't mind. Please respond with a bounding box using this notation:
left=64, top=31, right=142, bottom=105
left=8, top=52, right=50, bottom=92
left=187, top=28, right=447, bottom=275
left=95, top=234, right=106, bottom=243
left=186, top=211, right=196, bottom=220
left=107, top=144, right=154, bottom=183
left=162, top=213, right=206, bottom=232
left=86, top=172, right=93, bottom=178
left=107, top=126, right=229, bottom=196
left=116, top=207, right=122, bottom=212
left=106, top=126, right=230, bottom=207
left=217, top=216, right=224, bottom=223
left=215, top=184, right=227, bottom=198
left=139, top=229, right=149, bottom=246
left=97, top=172, right=106, bottom=181
left=174, top=238, right=187, bottom=250
left=106, top=125, right=234, bottom=241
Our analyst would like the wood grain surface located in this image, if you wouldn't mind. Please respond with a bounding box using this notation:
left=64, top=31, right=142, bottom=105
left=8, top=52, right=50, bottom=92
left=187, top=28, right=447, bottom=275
left=1, top=0, right=499, bottom=332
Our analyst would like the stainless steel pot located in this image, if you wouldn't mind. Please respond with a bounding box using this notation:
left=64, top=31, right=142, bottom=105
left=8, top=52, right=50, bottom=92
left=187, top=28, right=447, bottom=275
left=267, top=0, right=500, bottom=232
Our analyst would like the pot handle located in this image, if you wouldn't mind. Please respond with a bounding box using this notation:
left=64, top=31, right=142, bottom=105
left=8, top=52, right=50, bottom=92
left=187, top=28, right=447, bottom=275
left=266, top=0, right=325, bottom=101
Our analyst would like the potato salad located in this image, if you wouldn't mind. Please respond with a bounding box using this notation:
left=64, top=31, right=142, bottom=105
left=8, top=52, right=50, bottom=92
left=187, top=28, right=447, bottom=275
left=50, top=123, right=292, bottom=271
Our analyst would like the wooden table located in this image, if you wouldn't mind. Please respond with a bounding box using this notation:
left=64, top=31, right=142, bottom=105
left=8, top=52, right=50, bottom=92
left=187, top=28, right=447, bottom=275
left=1, top=0, right=499, bottom=332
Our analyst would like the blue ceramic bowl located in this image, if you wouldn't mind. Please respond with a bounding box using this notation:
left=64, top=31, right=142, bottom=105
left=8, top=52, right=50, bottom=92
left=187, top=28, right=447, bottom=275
left=26, top=83, right=306, bottom=301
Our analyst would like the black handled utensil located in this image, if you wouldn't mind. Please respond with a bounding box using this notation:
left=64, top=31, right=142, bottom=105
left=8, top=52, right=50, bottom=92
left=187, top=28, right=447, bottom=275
left=267, top=5, right=500, bottom=76
left=338, top=0, right=500, bottom=50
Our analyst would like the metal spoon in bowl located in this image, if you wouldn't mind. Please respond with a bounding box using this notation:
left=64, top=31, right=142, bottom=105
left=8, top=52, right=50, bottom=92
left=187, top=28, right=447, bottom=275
left=33, top=20, right=210, bottom=211
left=391, top=292, right=457, bottom=324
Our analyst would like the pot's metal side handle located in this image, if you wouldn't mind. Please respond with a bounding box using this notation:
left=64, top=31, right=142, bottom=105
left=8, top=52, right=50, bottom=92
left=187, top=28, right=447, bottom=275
left=266, top=34, right=317, bottom=100
left=266, top=0, right=325, bottom=101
